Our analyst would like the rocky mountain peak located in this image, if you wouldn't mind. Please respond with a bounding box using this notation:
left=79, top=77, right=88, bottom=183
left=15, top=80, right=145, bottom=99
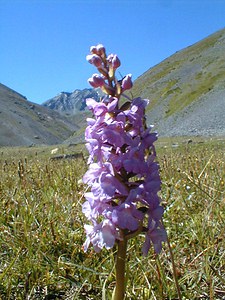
left=42, top=88, right=103, bottom=115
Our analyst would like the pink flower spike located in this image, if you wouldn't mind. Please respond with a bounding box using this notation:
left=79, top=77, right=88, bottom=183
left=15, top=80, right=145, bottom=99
left=83, top=44, right=166, bottom=256
left=121, top=74, right=133, bottom=91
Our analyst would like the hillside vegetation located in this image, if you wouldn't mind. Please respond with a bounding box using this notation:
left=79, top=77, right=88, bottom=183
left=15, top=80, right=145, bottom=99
left=131, top=28, right=225, bottom=137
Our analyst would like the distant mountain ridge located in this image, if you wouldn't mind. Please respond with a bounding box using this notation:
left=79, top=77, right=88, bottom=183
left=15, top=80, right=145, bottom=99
left=42, top=88, right=102, bottom=115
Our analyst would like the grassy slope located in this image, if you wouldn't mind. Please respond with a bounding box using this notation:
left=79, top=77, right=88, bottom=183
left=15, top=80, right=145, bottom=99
left=130, top=28, right=225, bottom=135
left=0, top=138, right=224, bottom=299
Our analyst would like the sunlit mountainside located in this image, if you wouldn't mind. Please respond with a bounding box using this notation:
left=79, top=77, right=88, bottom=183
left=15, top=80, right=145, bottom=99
left=0, top=83, right=78, bottom=147
left=131, top=27, right=225, bottom=137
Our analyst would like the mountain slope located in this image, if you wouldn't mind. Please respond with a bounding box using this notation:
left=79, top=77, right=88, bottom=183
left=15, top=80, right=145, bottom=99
left=131, top=27, right=225, bottom=137
left=0, top=83, right=78, bottom=147
left=1, top=28, right=224, bottom=147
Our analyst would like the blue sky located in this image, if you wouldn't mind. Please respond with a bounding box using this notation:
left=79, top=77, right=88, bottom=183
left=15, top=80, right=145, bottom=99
left=1, top=0, right=225, bottom=104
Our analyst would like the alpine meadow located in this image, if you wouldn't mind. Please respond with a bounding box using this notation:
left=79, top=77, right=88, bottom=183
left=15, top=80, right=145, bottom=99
left=0, top=28, right=225, bottom=300
left=0, top=139, right=224, bottom=299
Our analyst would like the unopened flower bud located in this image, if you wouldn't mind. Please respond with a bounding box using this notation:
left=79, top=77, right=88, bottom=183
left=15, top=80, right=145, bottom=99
left=88, top=74, right=105, bottom=88
left=112, top=55, right=121, bottom=69
left=86, top=54, right=102, bottom=68
left=107, top=54, right=121, bottom=70
left=96, top=44, right=106, bottom=56
left=121, top=74, right=133, bottom=91
left=90, top=44, right=105, bottom=56
left=90, top=46, right=98, bottom=54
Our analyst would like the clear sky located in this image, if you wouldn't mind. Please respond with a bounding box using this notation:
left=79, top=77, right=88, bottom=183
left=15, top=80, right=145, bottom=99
left=1, top=0, right=225, bottom=104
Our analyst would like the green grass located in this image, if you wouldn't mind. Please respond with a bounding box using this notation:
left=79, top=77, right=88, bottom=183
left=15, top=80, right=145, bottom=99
left=0, top=138, right=224, bottom=299
left=130, top=28, right=225, bottom=122
left=165, top=69, right=224, bottom=117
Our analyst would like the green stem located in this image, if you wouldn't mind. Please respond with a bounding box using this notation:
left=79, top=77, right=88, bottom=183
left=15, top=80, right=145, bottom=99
left=160, top=219, right=182, bottom=300
left=112, top=238, right=128, bottom=300
left=166, top=236, right=182, bottom=300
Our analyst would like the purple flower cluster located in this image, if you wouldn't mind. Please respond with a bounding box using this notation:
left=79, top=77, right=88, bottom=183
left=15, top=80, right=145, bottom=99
left=82, top=44, right=166, bottom=256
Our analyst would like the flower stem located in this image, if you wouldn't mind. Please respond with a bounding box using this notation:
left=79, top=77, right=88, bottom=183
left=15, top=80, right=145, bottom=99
left=160, top=219, right=182, bottom=300
left=166, top=236, right=182, bottom=300
left=112, top=238, right=128, bottom=300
